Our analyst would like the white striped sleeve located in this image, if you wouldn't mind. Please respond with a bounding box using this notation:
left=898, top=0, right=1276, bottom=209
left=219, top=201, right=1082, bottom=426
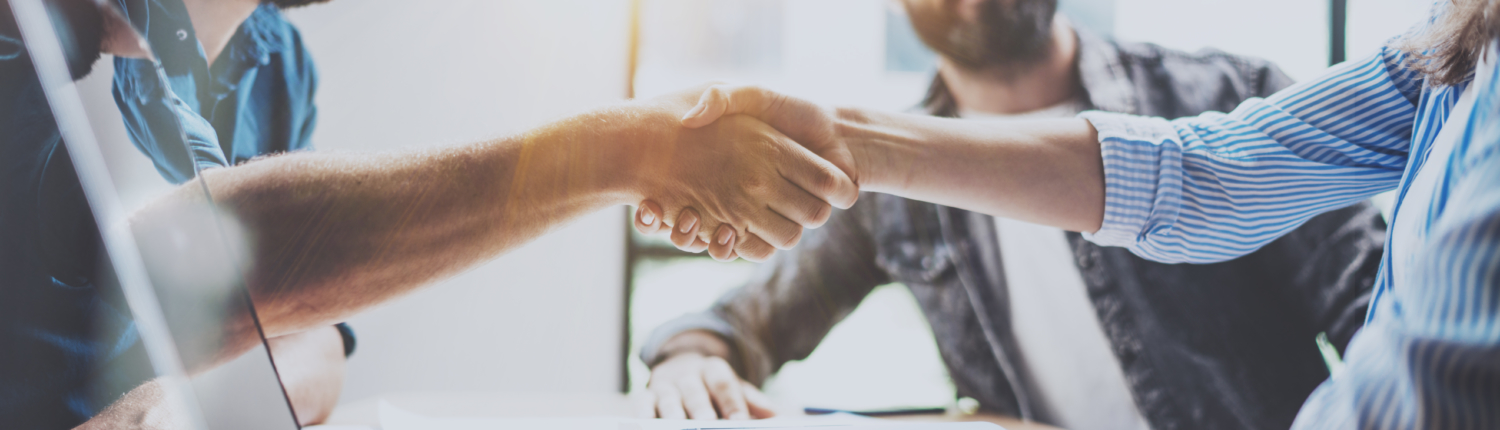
left=1079, top=45, right=1418, bottom=264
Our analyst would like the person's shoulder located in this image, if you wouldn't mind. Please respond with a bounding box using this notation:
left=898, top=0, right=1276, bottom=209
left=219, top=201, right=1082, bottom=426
left=1092, top=35, right=1295, bottom=109
left=1114, top=38, right=1288, bottom=85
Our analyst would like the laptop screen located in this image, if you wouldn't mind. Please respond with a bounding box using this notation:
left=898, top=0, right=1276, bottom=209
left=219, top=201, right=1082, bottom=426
left=8, top=0, right=300, bottom=428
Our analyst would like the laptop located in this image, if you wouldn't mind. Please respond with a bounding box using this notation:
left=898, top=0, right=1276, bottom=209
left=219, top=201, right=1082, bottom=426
left=10, top=0, right=301, bottom=427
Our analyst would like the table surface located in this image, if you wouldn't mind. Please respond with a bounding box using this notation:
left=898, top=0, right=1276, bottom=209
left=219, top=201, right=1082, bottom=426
left=322, top=392, right=1061, bottom=430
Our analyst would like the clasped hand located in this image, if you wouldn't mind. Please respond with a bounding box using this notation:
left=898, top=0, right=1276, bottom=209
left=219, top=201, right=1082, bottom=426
left=634, top=84, right=852, bottom=261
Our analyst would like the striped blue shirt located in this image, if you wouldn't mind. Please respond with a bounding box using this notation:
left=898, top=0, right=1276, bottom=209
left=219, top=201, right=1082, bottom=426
left=1078, top=18, right=1500, bottom=430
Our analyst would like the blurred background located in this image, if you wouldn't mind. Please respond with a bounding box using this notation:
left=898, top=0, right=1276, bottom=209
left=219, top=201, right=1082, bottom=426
left=245, top=0, right=1433, bottom=413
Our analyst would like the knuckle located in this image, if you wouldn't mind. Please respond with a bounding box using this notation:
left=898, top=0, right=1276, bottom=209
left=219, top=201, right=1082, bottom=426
left=776, top=227, right=803, bottom=249
left=707, top=378, right=735, bottom=393
left=738, top=242, right=772, bottom=262
left=741, top=175, right=770, bottom=195
left=806, top=203, right=832, bottom=226
left=813, top=165, right=842, bottom=193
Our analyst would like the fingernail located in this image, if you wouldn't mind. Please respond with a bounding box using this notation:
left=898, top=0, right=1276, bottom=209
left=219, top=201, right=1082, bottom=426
left=717, top=228, right=734, bottom=245
left=679, top=216, right=697, bottom=233
left=640, top=208, right=656, bottom=225
left=681, top=104, right=704, bottom=122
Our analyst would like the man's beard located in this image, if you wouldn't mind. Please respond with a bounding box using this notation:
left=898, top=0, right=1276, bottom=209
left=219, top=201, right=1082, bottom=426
left=908, top=0, right=1058, bottom=70
left=266, top=0, right=332, bottom=9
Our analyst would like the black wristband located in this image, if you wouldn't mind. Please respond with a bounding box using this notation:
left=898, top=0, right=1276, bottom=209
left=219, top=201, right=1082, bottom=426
left=334, top=322, right=356, bottom=358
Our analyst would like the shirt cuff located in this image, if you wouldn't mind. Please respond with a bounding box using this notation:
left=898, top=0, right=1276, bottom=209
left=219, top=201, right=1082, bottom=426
left=637, top=312, right=737, bottom=368
left=1077, top=110, right=1183, bottom=249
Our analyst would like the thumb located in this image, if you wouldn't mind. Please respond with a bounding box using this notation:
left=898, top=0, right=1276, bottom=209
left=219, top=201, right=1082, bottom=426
left=680, top=85, right=730, bottom=128
left=681, top=84, right=780, bottom=128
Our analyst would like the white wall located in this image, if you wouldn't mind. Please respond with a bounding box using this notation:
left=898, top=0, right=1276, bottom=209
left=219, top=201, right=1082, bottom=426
left=633, top=0, right=930, bottom=109
left=283, top=0, right=633, bottom=403
left=1115, top=0, right=1435, bottom=83
left=1347, top=0, right=1432, bottom=57
left=1115, top=0, right=1329, bottom=81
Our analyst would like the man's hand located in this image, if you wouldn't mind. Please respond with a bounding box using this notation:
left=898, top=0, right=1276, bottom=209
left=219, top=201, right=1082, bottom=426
left=681, top=85, right=859, bottom=185
left=634, top=85, right=862, bottom=260
left=625, top=85, right=859, bottom=261
left=643, top=353, right=776, bottom=420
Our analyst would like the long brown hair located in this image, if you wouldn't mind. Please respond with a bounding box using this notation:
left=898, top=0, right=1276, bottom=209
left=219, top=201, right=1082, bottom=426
left=1401, top=0, right=1500, bottom=86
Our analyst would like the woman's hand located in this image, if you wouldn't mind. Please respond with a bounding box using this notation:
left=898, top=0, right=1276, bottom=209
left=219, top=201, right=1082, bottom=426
left=633, top=85, right=861, bottom=260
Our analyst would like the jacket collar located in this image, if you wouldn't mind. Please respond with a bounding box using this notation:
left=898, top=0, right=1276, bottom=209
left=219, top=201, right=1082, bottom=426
left=1073, top=28, right=1139, bottom=115
left=113, top=0, right=286, bottom=77
left=225, top=5, right=288, bottom=67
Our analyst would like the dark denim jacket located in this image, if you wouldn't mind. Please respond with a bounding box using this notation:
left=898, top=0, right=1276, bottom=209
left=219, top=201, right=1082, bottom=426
left=643, top=30, right=1384, bottom=430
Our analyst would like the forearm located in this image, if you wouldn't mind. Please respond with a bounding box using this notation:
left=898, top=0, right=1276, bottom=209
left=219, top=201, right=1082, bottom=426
left=836, top=108, right=1105, bottom=233
left=190, top=105, right=654, bottom=338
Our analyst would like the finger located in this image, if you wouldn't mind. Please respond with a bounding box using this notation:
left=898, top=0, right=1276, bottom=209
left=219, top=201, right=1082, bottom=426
left=675, top=376, right=719, bottom=420
left=681, top=86, right=729, bottom=128
left=685, top=236, right=710, bottom=253
left=635, top=201, right=667, bottom=235
left=708, top=224, right=737, bottom=261
left=670, top=208, right=704, bottom=252
left=734, top=233, right=777, bottom=263
left=653, top=386, right=687, bottom=420
left=682, top=85, right=780, bottom=129
left=633, top=391, right=659, bottom=418
left=777, top=139, right=860, bottom=209
left=743, top=384, right=777, bottom=419
left=702, top=357, right=750, bottom=420
left=746, top=207, right=804, bottom=250
left=765, top=178, right=834, bottom=229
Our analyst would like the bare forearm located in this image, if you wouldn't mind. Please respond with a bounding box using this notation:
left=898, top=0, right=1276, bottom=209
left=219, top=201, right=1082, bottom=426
left=196, top=106, right=653, bottom=337
left=836, top=108, right=1105, bottom=233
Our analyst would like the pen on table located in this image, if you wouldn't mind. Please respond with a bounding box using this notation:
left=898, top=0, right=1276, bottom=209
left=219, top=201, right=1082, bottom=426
left=802, top=407, right=948, bottom=417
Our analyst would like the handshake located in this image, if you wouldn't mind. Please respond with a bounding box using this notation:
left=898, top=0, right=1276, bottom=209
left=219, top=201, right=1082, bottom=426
left=625, top=83, right=871, bottom=262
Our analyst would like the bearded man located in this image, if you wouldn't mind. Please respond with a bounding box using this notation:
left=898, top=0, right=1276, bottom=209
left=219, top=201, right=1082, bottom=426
left=634, top=1, right=1387, bottom=429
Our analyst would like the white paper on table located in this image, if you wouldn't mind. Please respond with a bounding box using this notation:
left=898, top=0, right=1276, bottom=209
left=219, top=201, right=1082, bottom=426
left=378, top=401, right=1005, bottom=430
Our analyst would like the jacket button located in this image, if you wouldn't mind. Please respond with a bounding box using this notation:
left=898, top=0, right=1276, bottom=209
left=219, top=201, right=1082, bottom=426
left=176, top=29, right=189, bottom=41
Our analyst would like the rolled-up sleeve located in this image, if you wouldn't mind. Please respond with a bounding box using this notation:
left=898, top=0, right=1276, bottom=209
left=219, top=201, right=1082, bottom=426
left=1080, top=41, right=1422, bottom=264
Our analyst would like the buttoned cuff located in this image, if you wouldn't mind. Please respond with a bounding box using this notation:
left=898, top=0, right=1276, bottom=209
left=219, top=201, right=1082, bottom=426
left=1077, top=110, right=1183, bottom=249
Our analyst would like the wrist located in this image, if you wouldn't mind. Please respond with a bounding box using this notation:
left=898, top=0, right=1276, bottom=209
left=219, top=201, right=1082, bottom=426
left=567, top=103, right=674, bottom=206
left=832, top=106, right=896, bottom=192
left=652, top=330, right=731, bottom=368
left=608, top=102, right=683, bottom=205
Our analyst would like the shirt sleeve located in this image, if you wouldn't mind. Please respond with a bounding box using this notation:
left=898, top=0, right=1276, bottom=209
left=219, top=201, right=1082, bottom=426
left=1079, top=40, right=1422, bottom=264
left=1291, top=59, right=1500, bottom=429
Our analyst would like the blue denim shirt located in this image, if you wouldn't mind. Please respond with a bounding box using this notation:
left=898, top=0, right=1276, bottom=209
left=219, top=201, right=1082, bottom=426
left=0, top=1, right=316, bottom=427
left=113, top=0, right=318, bottom=182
